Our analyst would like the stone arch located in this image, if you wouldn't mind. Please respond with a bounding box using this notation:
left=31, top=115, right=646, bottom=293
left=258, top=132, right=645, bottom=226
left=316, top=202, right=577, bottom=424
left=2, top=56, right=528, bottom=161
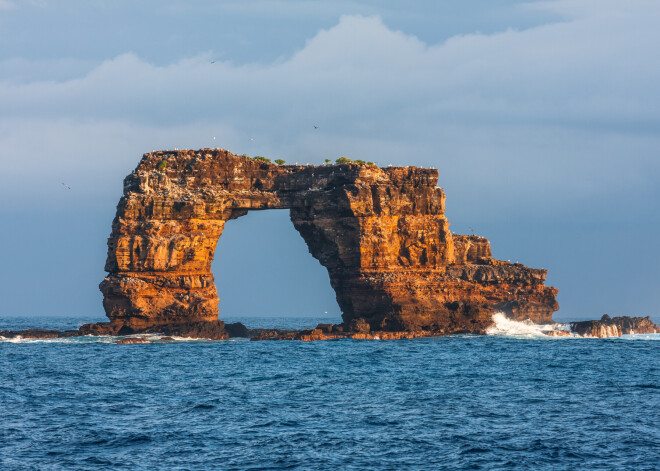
left=99, top=149, right=558, bottom=337
left=210, top=208, right=340, bottom=317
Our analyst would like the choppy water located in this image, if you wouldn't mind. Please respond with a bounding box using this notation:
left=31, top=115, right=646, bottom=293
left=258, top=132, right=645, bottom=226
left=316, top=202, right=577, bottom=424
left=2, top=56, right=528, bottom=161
left=1, top=316, right=659, bottom=470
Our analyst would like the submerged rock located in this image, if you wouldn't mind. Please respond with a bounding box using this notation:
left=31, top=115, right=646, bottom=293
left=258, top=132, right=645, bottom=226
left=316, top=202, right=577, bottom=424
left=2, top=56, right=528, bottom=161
left=115, top=337, right=150, bottom=344
left=0, top=329, right=61, bottom=339
left=544, top=330, right=572, bottom=337
left=80, top=319, right=228, bottom=340
left=0, top=329, right=80, bottom=339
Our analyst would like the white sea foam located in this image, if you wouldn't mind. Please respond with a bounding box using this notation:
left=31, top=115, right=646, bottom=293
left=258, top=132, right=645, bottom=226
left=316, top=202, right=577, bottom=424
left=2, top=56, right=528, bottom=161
left=0, top=335, right=114, bottom=344
left=487, top=313, right=660, bottom=340
left=486, top=312, right=572, bottom=338
left=0, top=333, right=209, bottom=344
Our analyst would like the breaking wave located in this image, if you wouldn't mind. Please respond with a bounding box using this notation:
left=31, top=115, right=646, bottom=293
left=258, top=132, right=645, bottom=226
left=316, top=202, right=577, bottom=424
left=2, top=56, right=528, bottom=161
left=487, top=313, right=660, bottom=340
left=486, top=312, right=571, bottom=338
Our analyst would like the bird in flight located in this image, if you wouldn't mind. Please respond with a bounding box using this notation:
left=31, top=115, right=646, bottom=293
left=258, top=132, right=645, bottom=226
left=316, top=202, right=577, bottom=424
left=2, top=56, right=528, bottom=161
left=210, top=60, right=216, bottom=64
left=313, top=125, right=319, bottom=129
left=249, top=137, right=255, bottom=142
left=61, top=182, right=71, bottom=190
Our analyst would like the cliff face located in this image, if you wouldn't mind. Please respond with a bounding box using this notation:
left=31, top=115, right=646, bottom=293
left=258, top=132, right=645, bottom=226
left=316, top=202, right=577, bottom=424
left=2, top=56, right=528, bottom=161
left=99, top=149, right=559, bottom=336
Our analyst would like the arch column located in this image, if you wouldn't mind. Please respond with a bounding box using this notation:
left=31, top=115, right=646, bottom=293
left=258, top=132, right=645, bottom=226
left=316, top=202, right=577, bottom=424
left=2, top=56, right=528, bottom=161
left=100, top=196, right=227, bottom=330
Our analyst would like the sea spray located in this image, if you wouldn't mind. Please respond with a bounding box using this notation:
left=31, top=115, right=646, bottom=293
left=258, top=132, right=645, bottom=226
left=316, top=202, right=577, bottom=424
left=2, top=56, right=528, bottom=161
left=486, top=312, right=571, bottom=338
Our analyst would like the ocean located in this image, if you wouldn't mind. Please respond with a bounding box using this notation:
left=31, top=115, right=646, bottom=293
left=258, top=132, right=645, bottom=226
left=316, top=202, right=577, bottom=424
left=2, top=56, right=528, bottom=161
left=1, top=316, right=659, bottom=470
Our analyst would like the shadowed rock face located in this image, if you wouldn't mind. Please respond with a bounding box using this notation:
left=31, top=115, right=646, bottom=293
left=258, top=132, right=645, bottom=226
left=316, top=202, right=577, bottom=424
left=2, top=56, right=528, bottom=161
left=99, top=149, right=559, bottom=337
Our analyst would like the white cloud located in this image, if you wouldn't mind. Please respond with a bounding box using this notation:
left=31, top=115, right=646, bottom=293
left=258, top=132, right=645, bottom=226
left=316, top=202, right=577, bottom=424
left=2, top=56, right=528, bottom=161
left=2, top=6, right=658, bottom=124
left=1, top=0, right=659, bottom=319
left=0, top=2, right=658, bottom=219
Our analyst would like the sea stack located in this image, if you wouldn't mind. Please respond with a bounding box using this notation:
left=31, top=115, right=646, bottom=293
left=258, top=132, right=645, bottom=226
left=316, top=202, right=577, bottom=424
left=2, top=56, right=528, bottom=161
left=94, top=149, right=559, bottom=338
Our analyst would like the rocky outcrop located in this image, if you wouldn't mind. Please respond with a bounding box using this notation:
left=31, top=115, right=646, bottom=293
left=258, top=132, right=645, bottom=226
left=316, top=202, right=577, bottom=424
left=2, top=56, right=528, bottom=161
left=76, top=319, right=228, bottom=340
left=115, top=337, right=150, bottom=344
left=570, top=315, right=659, bottom=338
left=249, top=323, right=446, bottom=341
left=0, top=329, right=80, bottom=340
left=94, top=148, right=559, bottom=337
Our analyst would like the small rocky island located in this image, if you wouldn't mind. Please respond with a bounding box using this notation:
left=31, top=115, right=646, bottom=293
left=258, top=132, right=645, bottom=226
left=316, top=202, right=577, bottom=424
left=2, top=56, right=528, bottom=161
left=2, top=149, right=657, bottom=341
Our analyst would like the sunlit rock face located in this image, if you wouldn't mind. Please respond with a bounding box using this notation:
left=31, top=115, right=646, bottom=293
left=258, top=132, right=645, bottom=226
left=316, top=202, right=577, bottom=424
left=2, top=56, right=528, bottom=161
left=100, top=149, right=559, bottom=336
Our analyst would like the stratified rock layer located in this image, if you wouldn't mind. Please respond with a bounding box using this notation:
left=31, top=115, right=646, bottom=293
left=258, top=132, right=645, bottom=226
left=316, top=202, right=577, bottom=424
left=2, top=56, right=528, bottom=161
left=570, top=315, right=659, bottom=338
left=99, top=149, right=559, bottom=336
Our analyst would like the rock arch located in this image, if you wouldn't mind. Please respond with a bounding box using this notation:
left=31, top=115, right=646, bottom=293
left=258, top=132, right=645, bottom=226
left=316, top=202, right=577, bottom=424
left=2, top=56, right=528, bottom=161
left=99, top=149, right=558, bottom=338
left=210, top=208, right=339, bottom=317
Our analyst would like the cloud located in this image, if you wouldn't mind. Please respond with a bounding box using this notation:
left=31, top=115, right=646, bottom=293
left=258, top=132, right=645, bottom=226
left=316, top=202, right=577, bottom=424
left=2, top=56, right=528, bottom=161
left=1, top=1, right=659, bottom=319
left=2, top=7, right=659, bottom=124
left=0, top=3, right=659, bottom=218
left=0, top=0, right=15, bottom=10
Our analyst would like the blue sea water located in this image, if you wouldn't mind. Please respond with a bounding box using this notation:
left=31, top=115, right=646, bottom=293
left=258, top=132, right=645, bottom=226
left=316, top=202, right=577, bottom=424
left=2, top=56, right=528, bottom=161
left=1, top=316, right=659, bottom=470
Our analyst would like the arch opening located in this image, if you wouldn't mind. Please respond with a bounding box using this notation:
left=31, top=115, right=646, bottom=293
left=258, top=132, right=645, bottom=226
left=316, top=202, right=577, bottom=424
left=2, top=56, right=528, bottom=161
left=211, top=209, right=342, bottom=323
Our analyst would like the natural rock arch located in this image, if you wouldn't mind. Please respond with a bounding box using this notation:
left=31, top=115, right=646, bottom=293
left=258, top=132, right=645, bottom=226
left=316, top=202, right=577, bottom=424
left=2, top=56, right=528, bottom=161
left=210, top=208, right=339, bottom=317
left=98, top=149, right=558, bottom=338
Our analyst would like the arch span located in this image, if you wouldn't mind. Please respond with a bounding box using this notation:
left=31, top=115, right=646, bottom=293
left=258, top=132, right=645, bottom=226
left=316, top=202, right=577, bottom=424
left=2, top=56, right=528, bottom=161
left=98, top=149, right=558, bottom=338
left=211, top=208, right=340, bottom=318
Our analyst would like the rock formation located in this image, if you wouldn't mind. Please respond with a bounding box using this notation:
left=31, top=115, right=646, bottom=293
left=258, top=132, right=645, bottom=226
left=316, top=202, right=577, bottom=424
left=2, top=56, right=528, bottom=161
left=570, top=315, right=659, bottom=338
left=2, top=150, right=657, bottom=342
left=94, top=148, right=559, bottom=338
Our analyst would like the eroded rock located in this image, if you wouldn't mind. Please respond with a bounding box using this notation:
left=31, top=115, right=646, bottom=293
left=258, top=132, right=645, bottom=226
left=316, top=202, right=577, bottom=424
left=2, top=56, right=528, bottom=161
left=570, top=315, right=659, bottom=338
left=93, top=148, right=560, bottom=337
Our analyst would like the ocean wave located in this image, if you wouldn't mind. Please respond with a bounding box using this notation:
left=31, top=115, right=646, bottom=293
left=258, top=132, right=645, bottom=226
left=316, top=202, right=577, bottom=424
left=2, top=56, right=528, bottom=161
left=486, top=313, right=572, bottom=338
left=487, top=313, right=660, bottom=340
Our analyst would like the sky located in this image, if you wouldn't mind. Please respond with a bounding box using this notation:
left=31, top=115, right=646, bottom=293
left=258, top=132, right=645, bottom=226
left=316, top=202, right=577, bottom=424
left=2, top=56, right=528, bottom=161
left=0, top=0, right=658, bottom=322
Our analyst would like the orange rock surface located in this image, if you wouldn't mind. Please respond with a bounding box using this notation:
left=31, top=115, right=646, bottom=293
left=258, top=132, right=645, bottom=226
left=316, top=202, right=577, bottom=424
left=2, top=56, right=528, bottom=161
left=97, top=149, right=559, bottom=338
